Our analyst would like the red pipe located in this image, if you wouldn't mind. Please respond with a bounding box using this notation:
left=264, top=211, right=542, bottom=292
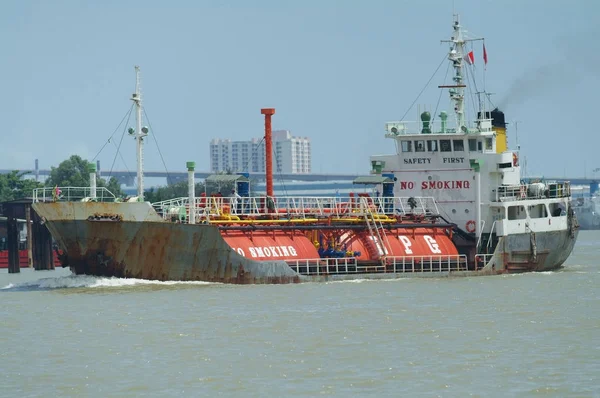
left=261, top=108, right=275, bottom=197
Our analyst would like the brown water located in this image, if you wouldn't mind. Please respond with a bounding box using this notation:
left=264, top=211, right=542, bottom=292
left=1, top=231, right=599, bottom=397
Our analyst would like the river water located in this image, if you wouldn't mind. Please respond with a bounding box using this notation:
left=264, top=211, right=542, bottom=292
left=1, top=231, right=599, bottom=397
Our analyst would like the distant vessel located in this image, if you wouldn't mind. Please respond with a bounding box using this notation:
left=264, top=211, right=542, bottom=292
left=0, top=216, right=61, bottom=269
left=572, top=196, right=600, bottom=230
left=31, top=15, right=578, bottom=283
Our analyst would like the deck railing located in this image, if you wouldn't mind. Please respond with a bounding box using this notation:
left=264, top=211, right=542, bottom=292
left=495, top=181, right=571, bottom=202
left=287, top=254, right=468, bottom=276
left=33, top=187, right=117, bottom=203
left=384, top=118, right=495, bottom=136
left=287, top=257, right=358, bottom=276
left=474, top=254, right=494, bottom=270
left=152, top=195, right=441, bottom=223
left=384, top=254, right=468, bottom=273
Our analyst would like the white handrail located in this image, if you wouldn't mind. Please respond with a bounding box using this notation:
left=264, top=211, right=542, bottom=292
left=33, top=187, right=116, bottom=202
left=287, top=254, right=468, bottom=276
left=152, top=195, right=443, bottom=222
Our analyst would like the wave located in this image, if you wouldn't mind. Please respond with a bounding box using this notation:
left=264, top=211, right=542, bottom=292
left=1, top=274, right=216, bottom=291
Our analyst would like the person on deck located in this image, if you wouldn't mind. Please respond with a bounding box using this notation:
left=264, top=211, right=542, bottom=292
left=230, top=189, right=241, bottom=214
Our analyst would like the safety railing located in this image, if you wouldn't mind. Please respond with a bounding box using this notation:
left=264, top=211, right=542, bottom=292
left=476, top=219, right=486, bottom=251
left=474, top=254, right=494, bottom=270
left=33, top=187, right=117, bottom=203
left=287, top=254, right=469, bottom=276
left=384, top=118, right=494, bottom=137
left=152, top=195, right=441, bottom=223
left=287, top=257, right=358, bottom=276
left=384, top=254, right=468, bottom=273
left=495, top=181, right=571, bottom=202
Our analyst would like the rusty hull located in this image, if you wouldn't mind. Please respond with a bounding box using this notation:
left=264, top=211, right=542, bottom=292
left=33, top=200, right=302, bottom=283
left=32, top=201, right=577, bottom=284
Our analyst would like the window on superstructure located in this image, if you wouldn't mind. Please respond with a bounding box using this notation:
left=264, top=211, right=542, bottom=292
left=493, top=207, right=506, bottom=220
left=477, top=141, right=483, bottom=151
left=427, top=140, right=438, bottom=152
left=468, top=139, right=477, bottom=151
left=527, top=204, right=548, bottom=218
left=401, top=141, right=412, bottom=152
left=485, top=137, right=493, bottom=151
left=440, top=139, right=451, bottom=152
left=414, top=140, right=425, bottom=152
left=507, top=205, right=526, bottom=220
left=453, top=140, right=464, bottom=151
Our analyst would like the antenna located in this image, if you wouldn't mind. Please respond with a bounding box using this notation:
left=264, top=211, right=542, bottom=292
left=513, top=120, right=521, bottom=151
left=130, top=66, right=148, bottom=201
left=440, top=15, right=484, bottom=132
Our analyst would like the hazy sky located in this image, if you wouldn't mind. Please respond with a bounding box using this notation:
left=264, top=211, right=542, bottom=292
left=1, top=0, right=598, bottom=178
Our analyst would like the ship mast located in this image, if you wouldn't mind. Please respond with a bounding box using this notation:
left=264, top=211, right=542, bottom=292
left=130, top=65, right=147, bottom=200
left=447, top=16, right=466, bottom=131
left=441, top=15, right=483, bottom=131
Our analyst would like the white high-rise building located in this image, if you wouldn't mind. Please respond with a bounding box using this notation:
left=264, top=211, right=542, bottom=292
left=209, top=130, right=311, bottom=174
left=209, top=138, right=265, bottom=173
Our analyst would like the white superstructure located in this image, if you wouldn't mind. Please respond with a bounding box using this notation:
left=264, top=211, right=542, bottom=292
left=370, top=15, right=573, bottom=249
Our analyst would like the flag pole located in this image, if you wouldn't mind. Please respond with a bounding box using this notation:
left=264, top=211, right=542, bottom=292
left=483, top=40, right=487, bottom=93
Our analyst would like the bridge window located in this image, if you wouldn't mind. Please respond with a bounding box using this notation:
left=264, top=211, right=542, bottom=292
left=492, top=206, right=506, bottom=220
left=401, top=141, right=412, bottom=152
left=440, top=139, right=452, bottom=152
left=528, top=204, right=548, bottom=218
left=468, top=139, right=477, bottom=151
left=427, top=140, right=438, bottom=152
left=508, top=205, right=526, bottom=220
left=485, top=137, right=493, bottom=151
left=453, top=139, right=464, bottom=151
left=414, top=140, right=425, bottom=152
left=549, top=202, right=566, bottom=217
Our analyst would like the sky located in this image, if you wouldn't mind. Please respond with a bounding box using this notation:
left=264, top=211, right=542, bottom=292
left=1, top=0, right=599, bottom=179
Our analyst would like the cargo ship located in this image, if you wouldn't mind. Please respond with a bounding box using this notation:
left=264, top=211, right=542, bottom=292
left=572, top=196, right=600, bottom=230
left=31, top=15, right=578, bottom=283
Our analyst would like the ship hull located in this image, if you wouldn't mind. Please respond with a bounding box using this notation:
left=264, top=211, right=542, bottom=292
left=492, top=229, right=578, bottom=273
left=41, top=221, right=576, bottom=283
left=47, top=220, right=302, bottom=284
left=33, top=202, right=577, bottom=284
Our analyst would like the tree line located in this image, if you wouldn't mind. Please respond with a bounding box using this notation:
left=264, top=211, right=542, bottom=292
left=0, top=155, right=123, bottom=203
left=1, top=155, right=253, bottom=203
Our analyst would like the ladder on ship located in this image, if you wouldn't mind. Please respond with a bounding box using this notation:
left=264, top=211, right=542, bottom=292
left=360, top=198, right=391, bottom=270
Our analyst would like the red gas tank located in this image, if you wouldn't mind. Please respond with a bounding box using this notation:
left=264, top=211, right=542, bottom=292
left=385, top=227, right=458, bottom=257
left=339, top=228, right=457, bottom=261
left=221, top=231, right=319, bottom=261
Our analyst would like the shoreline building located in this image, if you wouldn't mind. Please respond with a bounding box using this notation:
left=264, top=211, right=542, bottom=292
left=210, top=130, right=311, bottom=174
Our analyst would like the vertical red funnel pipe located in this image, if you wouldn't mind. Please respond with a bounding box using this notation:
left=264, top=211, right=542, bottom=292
left=261, top=108, right=275, bottom=197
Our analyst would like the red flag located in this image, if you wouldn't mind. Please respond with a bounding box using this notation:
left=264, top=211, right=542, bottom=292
left=463, top=51, right=474, bottom=65
left=483, top=44, right=488, bottom=65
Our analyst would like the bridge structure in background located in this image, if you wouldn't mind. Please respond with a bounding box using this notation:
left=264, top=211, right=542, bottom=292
left=0, top=167, right=363, bottom=186
left=1, top=167, right=598, bottom=195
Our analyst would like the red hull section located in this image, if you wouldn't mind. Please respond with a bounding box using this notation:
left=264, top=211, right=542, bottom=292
left=0, top=250, right=61, bottom=269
